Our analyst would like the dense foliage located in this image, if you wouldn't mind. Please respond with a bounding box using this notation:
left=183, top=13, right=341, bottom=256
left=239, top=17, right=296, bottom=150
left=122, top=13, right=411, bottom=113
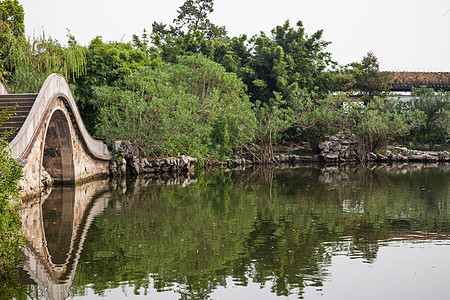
left=93, top=55, right=256, bottom=158
left=5, top=33, right=86, bottom=93
left=253, top=94, right=295, bottom=162
left=1, top=0, right=86, bottom=93
left=348, top=51, right=390, bottom=103
left=243, top=20, right=334, bottom=103
left=351, top=97, right=425, bottom=155
left=0, top=0, right=24, bottom=81
left=291, top=89, right=348, bottom=152
left=396, top=87, right=450, bottom=144
left=72, top=36, right=153, bottom=131
left=0, top=108, right=23, bottom=280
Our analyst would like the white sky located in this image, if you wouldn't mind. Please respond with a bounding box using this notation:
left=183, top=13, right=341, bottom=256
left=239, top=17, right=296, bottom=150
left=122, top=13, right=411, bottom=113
left=21, top=0, right=450, bottom=71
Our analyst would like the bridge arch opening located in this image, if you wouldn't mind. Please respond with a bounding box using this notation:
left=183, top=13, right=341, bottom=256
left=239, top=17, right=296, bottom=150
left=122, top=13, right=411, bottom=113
left=42, top=109, right=75, bottom=184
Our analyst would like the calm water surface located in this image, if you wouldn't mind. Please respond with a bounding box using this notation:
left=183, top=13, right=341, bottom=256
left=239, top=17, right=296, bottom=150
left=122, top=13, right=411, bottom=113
left=14, top=164, right=450, bottom=299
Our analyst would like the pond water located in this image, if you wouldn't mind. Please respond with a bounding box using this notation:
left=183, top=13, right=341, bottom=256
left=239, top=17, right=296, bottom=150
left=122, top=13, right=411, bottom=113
left=14, top=164, right=450, bottom=299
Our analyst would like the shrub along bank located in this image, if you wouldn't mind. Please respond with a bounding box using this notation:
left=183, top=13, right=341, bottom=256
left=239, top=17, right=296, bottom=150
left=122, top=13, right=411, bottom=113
left=0, top=108, right=23, bottom=286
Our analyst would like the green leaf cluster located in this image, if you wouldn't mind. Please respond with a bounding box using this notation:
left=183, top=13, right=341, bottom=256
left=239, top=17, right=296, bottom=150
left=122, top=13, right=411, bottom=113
left=349, top=51, right=390, bottom=102
left=244, top=21, right=334, bottom=103
left=93, top=54, right=256, bottom=159
left=0, top=107, right=23, bottom=278
left=154, top=20, right=334, bottom=103
left=0, top=0, right=87, bottom=93
left=350, top=97, right=425, bottom=154
left=72, top=36, right=154, bottom=132
left=0, top=0, right=24, bottom=80
left=5, top=32, right=87, bottom=93
left=397, top=87, right=450, bottom=144
left=291, top=89, right=348, bottom=152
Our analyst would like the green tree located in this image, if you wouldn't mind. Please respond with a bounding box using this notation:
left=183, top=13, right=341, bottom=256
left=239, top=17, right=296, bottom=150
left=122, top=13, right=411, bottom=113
left=350, top=51, right=390, bottom=103
left=253, top=93, right=295, bottom=163
left=394, top=87, right=450, bottom=145
left=290, top=89, right=347, bottom=153
left=244, top=20, right=334, bottom=103
left=150, top=0, right=232, bottom=68
left=0, top=0, right=24, bottom=80
left=173, top=0, right=226, bottom=38
left=0, top=0, right=86, bottom=93
left=0, top=0, right=87, bottom=93
left=152, top=0, right=226, bottom=40
left=406, top=87, right=450, bottom=144
left=352, top=97, right=425, bottom=157
left=0, top=107, right=23, bottom=279
left=93, top=55, right=256, bottom=159
left=5, top=32, right=86, bottom=93
left=72, top=37, right=151, bottom=133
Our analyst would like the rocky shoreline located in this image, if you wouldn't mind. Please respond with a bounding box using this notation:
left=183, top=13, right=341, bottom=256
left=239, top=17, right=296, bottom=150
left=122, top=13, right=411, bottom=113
left=318, top=133, right=450, bottom=163
left=109, top=138, right=449, bottom=178
left=365, top=147, right=450, bottom=163
left=109, top=141, right=197, bottom=177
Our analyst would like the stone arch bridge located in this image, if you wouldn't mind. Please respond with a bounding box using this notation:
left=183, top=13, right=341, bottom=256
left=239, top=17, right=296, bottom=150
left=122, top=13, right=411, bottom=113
left=0, top=74, right=113, bottom=199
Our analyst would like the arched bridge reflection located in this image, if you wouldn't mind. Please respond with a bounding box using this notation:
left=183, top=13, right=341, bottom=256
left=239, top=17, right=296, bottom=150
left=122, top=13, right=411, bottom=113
left=20, top=180, right=112, bottom=300
left=19, top=174, right=198, bottom=300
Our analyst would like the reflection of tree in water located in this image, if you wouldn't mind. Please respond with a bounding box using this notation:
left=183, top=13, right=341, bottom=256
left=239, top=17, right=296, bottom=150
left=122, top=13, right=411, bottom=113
left=70, top=165, right=450, bottom=299
left=237, top=216, right=330, bottom=298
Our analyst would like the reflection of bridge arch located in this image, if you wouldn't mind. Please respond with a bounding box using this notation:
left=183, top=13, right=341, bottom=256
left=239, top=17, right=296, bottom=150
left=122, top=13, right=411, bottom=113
left=0, top=74, right=113, bottom=198
left=21, top=180, right=114, bottom=300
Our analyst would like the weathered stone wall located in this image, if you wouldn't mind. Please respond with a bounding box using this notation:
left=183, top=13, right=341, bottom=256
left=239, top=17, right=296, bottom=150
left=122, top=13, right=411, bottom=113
left=17, top=125, right=47, bottom=198
left=318, top=133, right=359, bottom=162
left=316, top=133, right=450, bottom=164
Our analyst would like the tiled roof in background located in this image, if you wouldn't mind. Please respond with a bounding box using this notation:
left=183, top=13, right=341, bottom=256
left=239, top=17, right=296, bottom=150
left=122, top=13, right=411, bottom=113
left=388, top=72, right=450, bottom=91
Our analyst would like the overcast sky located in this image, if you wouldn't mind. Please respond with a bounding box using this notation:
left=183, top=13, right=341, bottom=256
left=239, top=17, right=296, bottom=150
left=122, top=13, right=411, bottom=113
left=20, top=0, right=450, bottom=71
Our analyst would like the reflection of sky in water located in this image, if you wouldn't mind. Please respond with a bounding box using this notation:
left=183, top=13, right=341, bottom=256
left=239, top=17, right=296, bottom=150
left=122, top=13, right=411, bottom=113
left=307, top=242, right=450, bottom=300
left=59, top=242, right=450, bottom=300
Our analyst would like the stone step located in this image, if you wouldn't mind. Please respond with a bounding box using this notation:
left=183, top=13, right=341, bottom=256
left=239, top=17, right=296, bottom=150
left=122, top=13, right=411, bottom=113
left=0, top=102, right=35, bottom=105
left=2, top=114, right=27, bottom=121
left=0, top=109, right=30, bottom=116
left=0, top=125, right=20, bottom=130
left=0, top=102, right=34, bottom=109
left=0, top=93, right=38, bottom=99
left=0, top=96, right=36, bottom=101
left=0, top=94, right=37, bottom=107
left=0, top=94, right=37, bottom=141
left=0, top=124, right=22, bottom=129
